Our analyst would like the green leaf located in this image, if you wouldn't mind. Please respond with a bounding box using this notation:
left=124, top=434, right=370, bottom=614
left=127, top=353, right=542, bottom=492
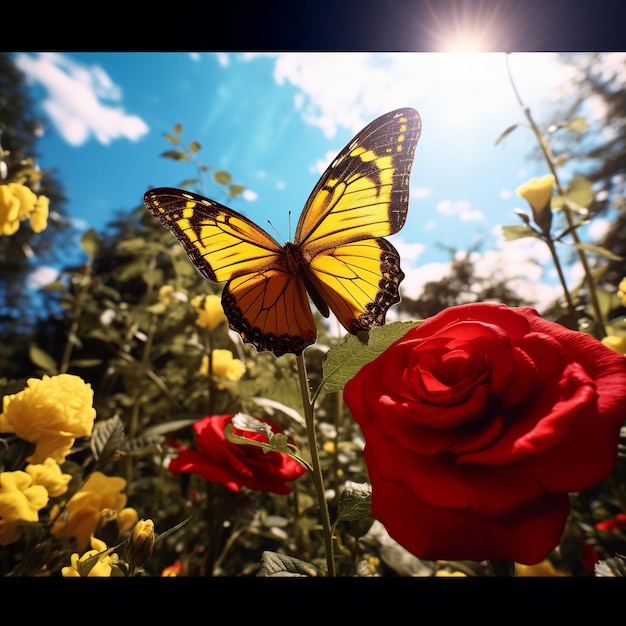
left=565, top=176, right=594, bottom=210
left=188, top=140, right=201, bottom=153
left=227, top=184, right=246, bottom=198
left=573, top=242, right=624, bottom=261
left=213, top=170, right=232, bottom=185
left=177, top=178, right=199, bottom=188
left=160, top=149, right=189, bottom=161
left=335, top=482, right=372, bottom=523
left=562, top=117, right=589, bottom=133
left=163, top=133, right=181, bottom=145
left=500, top=224, right=540, bottom=241
left=91, top=415, right=126, bottom=466
left=320, top=321, right=420, bottom=394
left=172, top=123, right=183, bottom=134
left=257, top=551, right=322, bottom=577
left=494, top=124, right=520, bottom=145
left=40, top=281, right=66, bottom=293
left=29, top=344, right=58, bottom=374
left=80, top=228, right=101, bottom=259
left=68, top=358, right=103, bottom=368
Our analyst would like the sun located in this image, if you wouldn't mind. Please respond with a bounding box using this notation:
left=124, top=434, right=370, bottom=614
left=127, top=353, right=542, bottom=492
left=415, top=0, right=550, bottom=52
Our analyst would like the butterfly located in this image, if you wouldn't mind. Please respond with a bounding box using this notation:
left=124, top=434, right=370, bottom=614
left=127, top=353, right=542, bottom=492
left=144, top=107, right=421, bottom=357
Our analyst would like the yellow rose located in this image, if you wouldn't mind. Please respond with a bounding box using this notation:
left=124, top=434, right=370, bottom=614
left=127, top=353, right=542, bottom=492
left=200, top=350, right=245, bottom=381
left=0, top=471, right=49, bottom=545
left=0, top=374, right=97, bottom=464
left=61, top=535, right=120, bottom=577
left=50, top=471, right=138, bottom=551
left=25, top=458, right=72, bottom=498
left=9, top=182, right=37, bottom=220
left=191, top=294, right=227, bottom=331
left=0, top=184, right=21, bottom=235
left=602, top=335, right=626, bottom=355
left=30, top=194, right=49, bottom=233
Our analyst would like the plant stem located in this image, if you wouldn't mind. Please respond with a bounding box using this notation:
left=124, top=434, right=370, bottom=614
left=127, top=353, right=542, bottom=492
left=296, top=352, right=336, bottom=576
left=505, top=54, right=606, bottom=336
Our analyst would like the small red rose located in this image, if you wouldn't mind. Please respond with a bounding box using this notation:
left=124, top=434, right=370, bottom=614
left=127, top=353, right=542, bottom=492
left=344, top=303, right=626, bottom=565
left=168, top=414, right=306, bottom=494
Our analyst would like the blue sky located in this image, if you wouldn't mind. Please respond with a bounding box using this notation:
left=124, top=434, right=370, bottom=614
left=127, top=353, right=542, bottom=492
left=12, top=51, right=624, bottom=312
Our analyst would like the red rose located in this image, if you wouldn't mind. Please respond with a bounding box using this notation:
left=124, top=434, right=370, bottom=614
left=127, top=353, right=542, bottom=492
left=168, top=414, right=306, bottom=494
left=344, top=303, right=626, bottom=565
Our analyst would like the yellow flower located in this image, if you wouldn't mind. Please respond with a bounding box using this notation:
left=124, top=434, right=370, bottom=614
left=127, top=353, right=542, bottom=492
left=50, top=471, right=138, bottom=551
left=516, top=174, right=555, bottom=212
left=9, top=182, right=38, bottom=220
left=0, top=471, right=49, bottom=545
left=158, top=284, right=187, bottom=307
left=602, top=335, right=626, bottom=355
left=0, top=183, right=49, bottom=235
left=0, top=183, right=21, bottom=235
left=125, top=518, right=155, bottom=570
left=61, top=535, right=120, bottom=577
left=25, top=457, right=72, bottom=498
left=515, top=559, right=567, bottom=576
left=200, top=350, right=246, bottom=381
left=30, top=194, right=49, bottom=233
left=0, top=374, right=97, bottom=464
left=618, top=278, right=626, bottom=307
left=191, top=294, right=227, bottom=331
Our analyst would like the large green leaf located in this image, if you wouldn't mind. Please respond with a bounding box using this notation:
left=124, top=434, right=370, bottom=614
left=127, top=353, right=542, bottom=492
left=320, top=321, right=420, bottom=394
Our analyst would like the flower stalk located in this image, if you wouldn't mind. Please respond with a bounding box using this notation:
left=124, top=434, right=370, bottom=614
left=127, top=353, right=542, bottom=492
left=296, top=352, right=336, bottom=577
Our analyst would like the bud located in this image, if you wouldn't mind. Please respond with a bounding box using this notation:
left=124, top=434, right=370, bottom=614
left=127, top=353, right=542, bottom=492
left=94, top=508, right=122, bottom=547
left=516, top=174, right=555, bottom=234
left=125, top=519, right=155, bottom=572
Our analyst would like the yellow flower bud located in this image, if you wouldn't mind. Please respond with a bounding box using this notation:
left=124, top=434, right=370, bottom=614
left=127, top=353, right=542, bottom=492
left=516, top=174, right=555, bottom=233
left=94, top=508, right=122, bottom=547
left=125, top=518, right=155, bottom=570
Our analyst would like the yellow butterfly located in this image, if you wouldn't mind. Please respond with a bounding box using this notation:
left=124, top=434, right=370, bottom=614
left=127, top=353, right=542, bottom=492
left=144, top=107, right=421, bottom=357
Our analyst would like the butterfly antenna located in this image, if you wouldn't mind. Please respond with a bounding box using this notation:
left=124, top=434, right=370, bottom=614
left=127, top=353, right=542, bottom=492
left=267, top=219, right=286, bottom=245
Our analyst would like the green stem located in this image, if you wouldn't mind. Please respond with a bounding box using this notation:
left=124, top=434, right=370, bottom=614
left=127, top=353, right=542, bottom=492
left=59, top=260, right=92, bottom=374
left=505, top=54, right=606, bottom=336
left=488, top=559, right=516, bottom=576
left=296, top=352, right=336, bottom=577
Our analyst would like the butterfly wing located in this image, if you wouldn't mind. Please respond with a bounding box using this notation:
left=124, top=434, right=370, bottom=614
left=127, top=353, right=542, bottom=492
left=144, top=188, right=317, bottom=356
left=294, top=107, right=421, bottom=333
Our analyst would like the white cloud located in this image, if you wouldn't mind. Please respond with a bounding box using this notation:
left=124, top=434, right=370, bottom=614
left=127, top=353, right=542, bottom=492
left=436, top=199, right=485, bottom=222
left=14, top=52, right=149, bottom=147
left=242, top=189, right=258, bottom=201
left=263, top=52, right=576, bottom=140
left=27, top=266, right=59, bottom=289
left=399, top=234, right=563, bottom=313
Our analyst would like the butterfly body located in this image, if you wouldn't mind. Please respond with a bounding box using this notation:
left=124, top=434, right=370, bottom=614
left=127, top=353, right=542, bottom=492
left=145, top=107, right=421, bottom=357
